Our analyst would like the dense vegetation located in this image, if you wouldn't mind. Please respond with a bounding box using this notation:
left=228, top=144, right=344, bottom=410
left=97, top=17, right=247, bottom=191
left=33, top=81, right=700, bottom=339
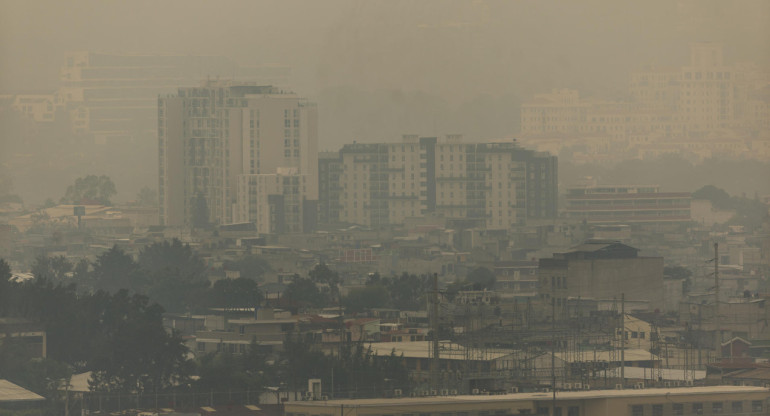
left=0, top=244, right=413, bottom=414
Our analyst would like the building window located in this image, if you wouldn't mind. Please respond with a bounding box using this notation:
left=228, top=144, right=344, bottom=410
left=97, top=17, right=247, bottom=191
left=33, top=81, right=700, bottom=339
left=752, top=400, right=763, bottom=412
left=692, top=402, right=703, bottom=415
left=631, top=405, right=643, bottom=416
left=712, top=402, right=723, bottom=414
left=672, top=404, right=683, bottom=416
left=732, top=401, right=743, bottom=413
left=567, top=407, right=579, bottom=416
left=651, top=405, right=662, bottom=416
left=197, top=342, right=205, bottom=352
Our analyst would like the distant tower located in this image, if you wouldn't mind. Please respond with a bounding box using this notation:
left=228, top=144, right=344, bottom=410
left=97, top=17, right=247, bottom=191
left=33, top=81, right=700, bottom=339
left=158, top=81, right=318, bottom=229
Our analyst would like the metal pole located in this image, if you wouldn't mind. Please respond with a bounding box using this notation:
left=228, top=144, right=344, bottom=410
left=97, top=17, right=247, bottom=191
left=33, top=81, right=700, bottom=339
left=621, top=293, right=625, bottom=388
left=715, top=242, right=720, bottom=361
left=552, top=297, right=556, bottom=414
left=431, top=273, right=440, bottom=391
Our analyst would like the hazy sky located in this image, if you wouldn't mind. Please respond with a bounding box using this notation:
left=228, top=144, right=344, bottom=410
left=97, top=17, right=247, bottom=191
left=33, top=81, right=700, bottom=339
left=1, top=0, right=769, bottom=203
left=2, top=0, right=768, bottom=100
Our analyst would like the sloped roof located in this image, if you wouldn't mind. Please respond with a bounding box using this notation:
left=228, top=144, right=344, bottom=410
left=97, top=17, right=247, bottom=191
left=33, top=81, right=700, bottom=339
left=724, top=367, right=770, bottom=381
left=0, top=379, right=45, bottom=402
left=567, top=240, right=637, bottom=253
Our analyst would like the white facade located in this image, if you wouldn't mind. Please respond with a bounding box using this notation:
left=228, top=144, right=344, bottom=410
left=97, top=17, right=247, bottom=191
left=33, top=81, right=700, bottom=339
left=159, top=81, right=317, bottom=228
left=232, top=168, right=309, bottom=234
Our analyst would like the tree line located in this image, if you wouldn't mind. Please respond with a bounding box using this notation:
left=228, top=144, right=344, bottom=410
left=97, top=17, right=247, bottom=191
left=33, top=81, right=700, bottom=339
left=0, top=241, right=415, bottom=413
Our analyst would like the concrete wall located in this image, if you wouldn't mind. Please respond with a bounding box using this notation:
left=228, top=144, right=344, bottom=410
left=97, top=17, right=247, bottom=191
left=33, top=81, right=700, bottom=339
left=568, top=257, right=664, bottom=311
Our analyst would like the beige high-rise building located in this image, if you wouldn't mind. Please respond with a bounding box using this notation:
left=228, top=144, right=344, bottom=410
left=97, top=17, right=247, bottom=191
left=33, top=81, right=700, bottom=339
left=158, top=81, right=317, bottom=229
left=521, top=43, right=769, bottom=145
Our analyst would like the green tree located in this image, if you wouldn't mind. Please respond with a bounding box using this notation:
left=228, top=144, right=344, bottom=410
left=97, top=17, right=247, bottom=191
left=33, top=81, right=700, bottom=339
left=0, top=259, right=12, bottom=315
left=309, top=263, right=340, bottom=286
left=137, top=239, right=210, bottom=312
left=90, top=245, right=146, bottom=293
left=207, top=277, right=261, bottom=311
left=382, top=273, right=431, bottom=311
left=195, top=341, right=272, bottom=394
left=88, top=290, right=191, bottom=393
left=692, top=185, right=732, bottom=209
left=139, top=239, right=206, bottom=282
left=466, top=267, right=496, bottom=290
left=343, top=285, right=389, bottom=314
left=31, top=255, right=72, bottom=281
left=61, top=174, right=117, bottom=205
left=283, top=277, right=327, bottom=310
left=222, top=254, right=271, bottom=281
left=72, top=258, right=90, bottom=285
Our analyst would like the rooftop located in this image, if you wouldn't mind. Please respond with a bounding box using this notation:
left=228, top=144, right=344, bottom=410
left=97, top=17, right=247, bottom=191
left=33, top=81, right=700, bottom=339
left=0, top=379, right=45, bottom=403
left=366, top=341, right=513, bottom=361
left=286, top=386, right=769, bottom=408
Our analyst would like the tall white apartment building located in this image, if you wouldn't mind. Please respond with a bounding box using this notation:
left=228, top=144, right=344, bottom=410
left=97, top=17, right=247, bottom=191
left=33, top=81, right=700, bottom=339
left=158, top=81, right=317, bottom=229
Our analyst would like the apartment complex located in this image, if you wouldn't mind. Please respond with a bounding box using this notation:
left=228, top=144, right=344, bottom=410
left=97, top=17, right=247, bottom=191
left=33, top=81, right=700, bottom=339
left=158, top=81, right=318, bottom=229
left=565, top=185, right=691, bottom=225
left=319, top=135, right=557, bottom=229
left=538, top=240, right=665, bottom=316
left=519, top=43, right=770, bottom=162
left=59, top=52, right=290, bottom=141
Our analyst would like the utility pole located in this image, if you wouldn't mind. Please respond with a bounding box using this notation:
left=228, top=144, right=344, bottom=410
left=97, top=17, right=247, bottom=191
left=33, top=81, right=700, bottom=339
left=430, top=273, right=440, bottom=391
left=551, top=297, right=557, bottom=415
left=620, top=293, right=625, bottom=388
left=715, top=242, right=721, bottom=361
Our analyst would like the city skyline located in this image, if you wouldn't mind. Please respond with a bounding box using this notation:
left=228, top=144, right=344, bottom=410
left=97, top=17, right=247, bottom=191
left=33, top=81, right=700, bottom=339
left=1, top=3, right=770, bottom=414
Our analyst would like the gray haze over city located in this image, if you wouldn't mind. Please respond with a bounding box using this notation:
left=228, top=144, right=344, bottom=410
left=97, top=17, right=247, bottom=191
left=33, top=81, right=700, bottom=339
left=3, top=1, right=770, bottom=415
left=1, top=0, right=769, bottom=204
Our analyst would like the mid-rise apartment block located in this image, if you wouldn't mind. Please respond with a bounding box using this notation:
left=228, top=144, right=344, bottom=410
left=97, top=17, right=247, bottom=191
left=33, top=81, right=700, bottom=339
left=159, top=81, right=317, bottom=230
left=319, top=135, right=557, bottom=229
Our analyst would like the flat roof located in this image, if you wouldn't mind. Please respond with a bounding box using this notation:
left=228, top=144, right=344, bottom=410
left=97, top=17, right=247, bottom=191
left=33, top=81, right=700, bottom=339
left=287, top=386, right=770, bottom=408
left=367, top=341, right=513, bottom=361
left=227, top=318, right=297, bottom=324
left=554, top=349, right=659, bottom=363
